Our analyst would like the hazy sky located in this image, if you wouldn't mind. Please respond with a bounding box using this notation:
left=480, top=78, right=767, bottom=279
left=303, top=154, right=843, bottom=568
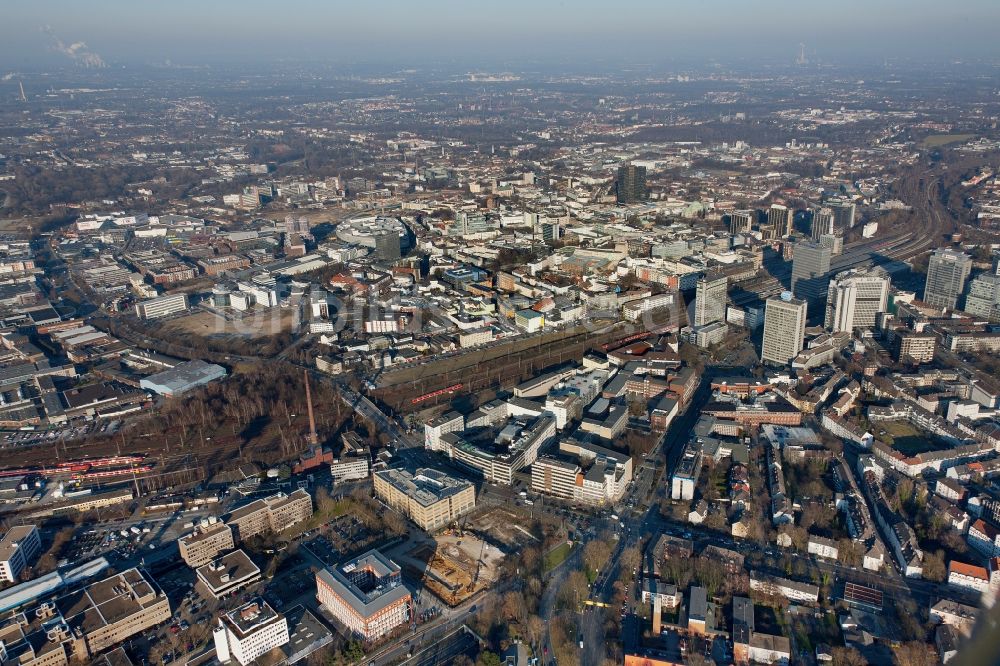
left=2, top=0, right=998, bottom=68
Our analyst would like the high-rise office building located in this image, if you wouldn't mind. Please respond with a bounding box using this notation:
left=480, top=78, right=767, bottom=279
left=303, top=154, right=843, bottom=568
left=540, top=221, right=562, bottom=242
left=830, top=200, right=856, bottom=230
left=811, top=207, right=835, bottom=241
left=284, top=215, right=311, bottom=236
left=729, top=210, right=755, bottom=235
left=818, top=233, right=843, bottom=256
left=791, top=241, right=832, bottom=302
left=964, top=273, right=1000, bottom=322
left=824, top=268, right=890, bottom=332
left=767, top=204, right=793, bottom=238
left=374, top=231, right=402, bottom=261
left=924, top=249, right=972, bottom=310
left=694, top=273, right=728, bottom=326
left=616, top=163, right=648, bottom=204
left=762, top=293, right=807, bottom=365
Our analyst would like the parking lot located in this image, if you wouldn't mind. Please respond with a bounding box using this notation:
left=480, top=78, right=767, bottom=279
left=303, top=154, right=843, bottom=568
left=0, top=419, right=121, bottom=449
left=59, top=523, right=158, bottom=563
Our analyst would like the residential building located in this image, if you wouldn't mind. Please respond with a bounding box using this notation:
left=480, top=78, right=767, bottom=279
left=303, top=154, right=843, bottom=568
left=895, top=331, right=936, bottom=364
left=315, top=550, right=411, bottom=641
left=749, top=572, right=819, bottom=603
left=930, top=598, right=978, bottom=637
left=749, top=633, right=791, bottom=665
left=687, top=586, right=709, bottom=634
left=936, top=624, right=961, bottom=664
left=947, top=560, right=990, bottom=594
left=671, top=439, right=702, bottom=500
left=807, top=536, right=839, bottom=560
left=968, top=519, right=1000, bottom=557
left=732, top=596, right=753, bottom=665
left=373, top=467, right=475, bottom=531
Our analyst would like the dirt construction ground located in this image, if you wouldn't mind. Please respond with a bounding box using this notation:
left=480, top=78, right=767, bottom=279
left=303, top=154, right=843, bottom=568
left=391, top=533, right=505, bottom=607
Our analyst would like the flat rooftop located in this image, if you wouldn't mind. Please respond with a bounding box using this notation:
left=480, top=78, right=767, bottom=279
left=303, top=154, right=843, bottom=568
left=223, top=598, right=283, bottom=639
left=196, top=549, right=260, bottom=593
left=0, top=525, right=36, bottom=564
left=316, top=549, right=410, bottom=619
left=179, top=521, right=230, bottom=546
left=56, top=568, right=164, bottom=637
left=375, top=467, right=473, bottom=508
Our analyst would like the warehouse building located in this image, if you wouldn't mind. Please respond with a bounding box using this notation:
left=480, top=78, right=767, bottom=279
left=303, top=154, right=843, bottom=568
left=139, top=359, right=228, bottom=397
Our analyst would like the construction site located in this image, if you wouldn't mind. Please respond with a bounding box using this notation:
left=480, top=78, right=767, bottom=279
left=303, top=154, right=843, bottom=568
left=466, top=506, right=541, bottom=550
left=391, top=533, right=505, bottom=607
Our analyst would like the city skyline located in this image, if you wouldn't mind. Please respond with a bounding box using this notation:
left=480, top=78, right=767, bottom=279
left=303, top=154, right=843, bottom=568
left=2, top=0, right=1000, bottom=68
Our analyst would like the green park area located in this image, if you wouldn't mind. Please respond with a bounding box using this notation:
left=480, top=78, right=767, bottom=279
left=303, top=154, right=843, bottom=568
left=543, top=541, right=574, bottom=573
left=921, top=133, right=975, bottom=148
left=879, top=420, right=942, bottom=456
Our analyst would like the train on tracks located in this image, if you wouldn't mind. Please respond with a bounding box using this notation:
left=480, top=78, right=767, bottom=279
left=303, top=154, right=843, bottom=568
left=0, top=455, right=152, bottom=480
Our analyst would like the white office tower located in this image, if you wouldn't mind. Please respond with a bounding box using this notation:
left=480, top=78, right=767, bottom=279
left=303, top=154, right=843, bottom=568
left=964, top=273, right=1000, bottom=322
left=924, top=249, right=972, bottom=310
left=818, top=233, right=843, bottom=256
left=694, top=273, right=728, bottom=326
left=791, top=241, right=832, bottom=301
left=824, top=268, right=890, bottom=332
left=811, top=207, right=835, bottom=241
left=767, top=204, right=792, bottom=237
left=213, top=599, right=289, bottom=665
left=762, top=293, right=807, bottom=365
left=729, top=210, right=755, bottom=234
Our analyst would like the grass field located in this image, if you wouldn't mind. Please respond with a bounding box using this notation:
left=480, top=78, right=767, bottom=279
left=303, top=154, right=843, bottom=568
left=879, top=419, right=942, bottom=456
left=543, top=541, right=574, bottom=573
left=921, top=133, right=975, bottom=149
